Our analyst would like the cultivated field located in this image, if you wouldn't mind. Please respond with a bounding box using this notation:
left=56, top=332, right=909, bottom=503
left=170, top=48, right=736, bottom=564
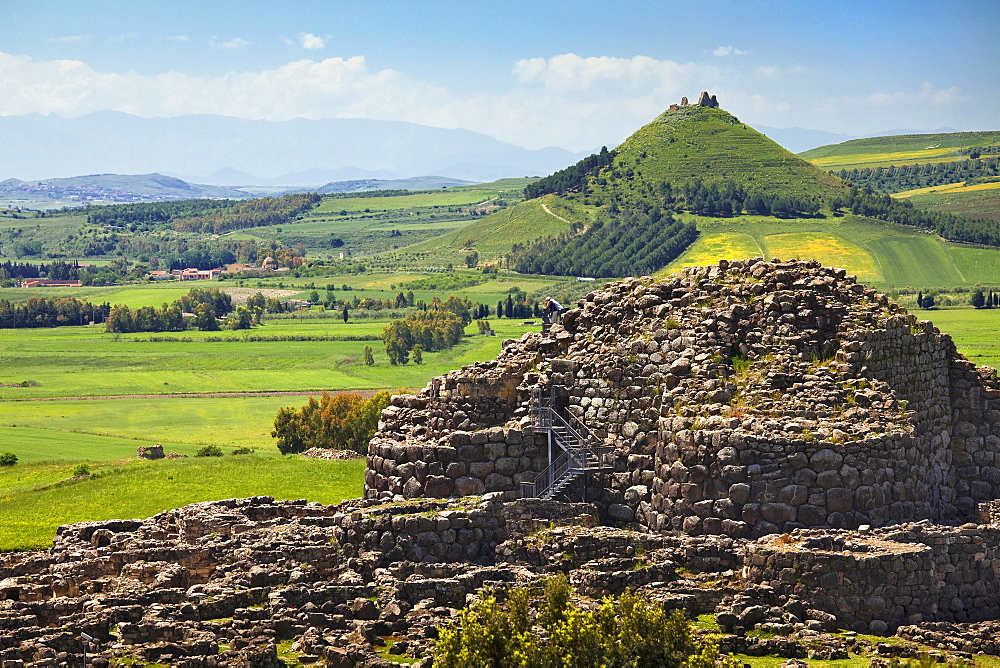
left=800, top=131, right=1000, bottom=170
left=897, top=182, right=1000, bottom=224
left=669, top=214, right=1000, bottom=289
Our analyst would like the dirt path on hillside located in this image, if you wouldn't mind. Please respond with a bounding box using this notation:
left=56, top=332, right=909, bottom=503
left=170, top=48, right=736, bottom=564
left=5, top=389, right=407, bottom=402
left=541, top=202, right=573, bottom=224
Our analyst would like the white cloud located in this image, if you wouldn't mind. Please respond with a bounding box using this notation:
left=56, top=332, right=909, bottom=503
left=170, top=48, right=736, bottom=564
left=209, top=37, right=250, bottom=49
left=756, top=65, right=807, bottom=78
left=166, top=35, right=190, bottom=42
left=48, top=35, right=92, bottom=43
left=298, top=33, right=327, bottom=49
left=110, top=32, right=138, bottom=42
left=713, top=46, right=747, bottom=57
left=830, top=82, right=965, bottom=110
left=0, top=50, right=722, bottom=149
left=513, top=53, right=717, bottom=97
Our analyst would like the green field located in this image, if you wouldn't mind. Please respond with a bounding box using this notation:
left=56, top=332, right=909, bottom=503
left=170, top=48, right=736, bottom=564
left=916, top=307, right=1000, bottom=369
left=0, top=316, right=538, bottom=399
left=312, top=188, right=503, bottom=214
left=0, top=455, right=364, bottom=551
left=665, top=214, right=1000, bottom=289
left=800, top=131, right=1000, bottom=169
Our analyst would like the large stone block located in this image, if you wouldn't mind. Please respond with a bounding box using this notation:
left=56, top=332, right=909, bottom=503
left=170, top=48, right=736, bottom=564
left=810, top=448, right=844, bottom=472
left=454, top=476, right=486, bottom=496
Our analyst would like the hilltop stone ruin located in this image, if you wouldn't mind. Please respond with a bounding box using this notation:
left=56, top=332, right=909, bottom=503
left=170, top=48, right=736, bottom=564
left=670, top=91, right=720, bottom=110
left=4, top=259, right=1000, bottom=665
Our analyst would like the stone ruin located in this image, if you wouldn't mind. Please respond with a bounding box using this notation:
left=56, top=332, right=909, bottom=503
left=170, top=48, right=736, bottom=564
left=669, top=91, right=719, bottom=111
left=136, top=445, right=164, bottom=460
left=4, top=259, right=1000, bottom=665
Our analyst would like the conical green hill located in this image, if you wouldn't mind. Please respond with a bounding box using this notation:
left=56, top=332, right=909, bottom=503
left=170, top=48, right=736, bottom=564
left=587, top=105, right=847, bottom=205
left=441, top=103, right=848, bottom=260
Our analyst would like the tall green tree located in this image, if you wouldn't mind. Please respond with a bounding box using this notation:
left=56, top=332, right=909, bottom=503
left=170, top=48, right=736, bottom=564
left=193, top=303, right=219, bottom=330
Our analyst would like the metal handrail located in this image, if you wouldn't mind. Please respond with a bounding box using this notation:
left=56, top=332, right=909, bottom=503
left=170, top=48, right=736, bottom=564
left=521, top=447, right=588, bottom=499
left=530, top=388, right=596, bottom=449
left=524, top=388, right=615, bottom=499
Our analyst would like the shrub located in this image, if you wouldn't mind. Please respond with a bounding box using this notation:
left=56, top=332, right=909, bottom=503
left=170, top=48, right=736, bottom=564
left=231, top=447, right=253, bottom=455
left=272, top=391, right=392, bottom=455
left=0, top=452, right=17, bottom=467
left=71, top=463, right=91, bottom=477
left=434, top=575, right=732, bottom=668
left=195, top=445, right=224, bottom=457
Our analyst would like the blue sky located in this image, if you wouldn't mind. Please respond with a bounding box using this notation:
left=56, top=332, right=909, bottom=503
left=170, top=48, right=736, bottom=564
left=1, top=0, right=997, bottom=150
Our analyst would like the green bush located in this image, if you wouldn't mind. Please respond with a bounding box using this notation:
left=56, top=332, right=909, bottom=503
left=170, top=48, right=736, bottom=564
left=0, top=452, right=17, bottom=467
left=434, top=575, right=732, bottom=668
left=272, top=391, right=391, bottom=455
left=231, top=447, right=253, bottom=456
left=195, top=445, right=224, bottom=457
left=71, top=463, right=91, bottom=477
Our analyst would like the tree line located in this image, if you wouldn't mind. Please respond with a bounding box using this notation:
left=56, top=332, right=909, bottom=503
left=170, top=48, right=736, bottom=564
left=381, top=307, right=469, bottom=365
left=511, top=206, right=698, bottom=278
left=970, top=287, right=1000, bottom=309
left=170, top=194, right=320, bottom=234
left=85, top=199, right=235, bottom=231
left=831, top=188, right=1000, bottom=247
left=836, top=157, right=1000, bottom=194
left=524, top=146, right=616, bottom=199
left=0, top=296, right=111, bottom=328
left=102, top=288, right=295, bottom=334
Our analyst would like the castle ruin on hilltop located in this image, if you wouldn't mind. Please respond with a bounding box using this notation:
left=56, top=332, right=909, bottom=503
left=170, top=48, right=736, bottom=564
left=669, top=90, right=720, bottom=111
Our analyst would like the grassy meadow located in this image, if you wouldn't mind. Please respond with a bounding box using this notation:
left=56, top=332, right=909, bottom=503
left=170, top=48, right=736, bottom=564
left=0, top=455, right=365, bottom=551
left=913, top=307, right=1000, bottom=369
left=0, top=273, right=549, bottom=550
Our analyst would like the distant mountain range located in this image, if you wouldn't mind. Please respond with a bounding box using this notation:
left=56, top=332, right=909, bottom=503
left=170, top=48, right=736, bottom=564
left=0, top=112, right=590, bottom=185
left=0, top=173, right=249, bottom=205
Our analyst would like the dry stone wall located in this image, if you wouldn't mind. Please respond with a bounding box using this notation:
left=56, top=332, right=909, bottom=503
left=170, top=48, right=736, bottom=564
left=743, top=523, right=1000, bottom=633
left=366, top=259, right=1000, bottom=538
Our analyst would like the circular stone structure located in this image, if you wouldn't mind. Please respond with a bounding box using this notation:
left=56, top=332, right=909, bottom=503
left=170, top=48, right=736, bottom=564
left=744, top=530, right=934, bottom=632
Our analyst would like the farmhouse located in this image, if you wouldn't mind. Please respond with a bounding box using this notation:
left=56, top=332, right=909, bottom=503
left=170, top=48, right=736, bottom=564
left=174, top=267, right=223, bottom=281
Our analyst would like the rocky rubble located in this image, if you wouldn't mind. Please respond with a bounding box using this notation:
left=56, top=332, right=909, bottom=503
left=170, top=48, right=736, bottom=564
left=0, top=496, right=742, bottom=666
left=5, top=260, right=1000, bottom=664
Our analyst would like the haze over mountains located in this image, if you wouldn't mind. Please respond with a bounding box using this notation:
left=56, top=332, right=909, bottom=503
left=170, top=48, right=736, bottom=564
left=0, top=110, right=963, bottom=189
left=0, top=112, right=590, bottom=185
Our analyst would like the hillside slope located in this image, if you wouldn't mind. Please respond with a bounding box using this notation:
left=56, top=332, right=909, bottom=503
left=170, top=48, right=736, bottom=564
left=590, top=105, right=846, bottom=203
left=396, top=103, right=848, bottom=269
left=801, top=131, right=1000, bottom=169
left=385, top=105, right=1000, bottom=284
left=802, top=131, right=1000, bottom=222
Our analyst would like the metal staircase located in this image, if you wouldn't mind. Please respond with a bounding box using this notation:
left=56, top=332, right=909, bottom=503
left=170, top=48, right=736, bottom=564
left=520, top=389, right=614, bottom=501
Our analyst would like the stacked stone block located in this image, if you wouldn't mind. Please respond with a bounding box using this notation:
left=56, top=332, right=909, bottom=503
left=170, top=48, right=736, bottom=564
left=745, top=524, right=1000, bottom=632
left=366, top=259, right=1000, bottom=540
left=365, top=427, right=548, bottom=500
